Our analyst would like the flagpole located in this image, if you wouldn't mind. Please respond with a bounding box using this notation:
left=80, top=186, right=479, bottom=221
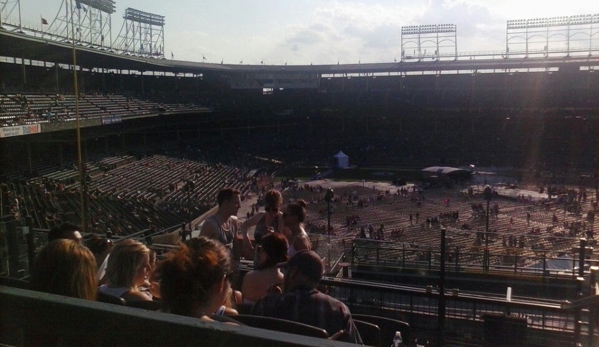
left=17, top=0, right=23, bottom=32
left=69, top=0, right=86, bottom=233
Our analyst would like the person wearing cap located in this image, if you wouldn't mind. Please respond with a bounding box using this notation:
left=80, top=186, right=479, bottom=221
left=251, top=250, right=362, bottom=344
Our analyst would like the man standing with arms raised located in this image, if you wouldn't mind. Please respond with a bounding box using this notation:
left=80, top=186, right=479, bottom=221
left=200, top=188, right=241, bottom=250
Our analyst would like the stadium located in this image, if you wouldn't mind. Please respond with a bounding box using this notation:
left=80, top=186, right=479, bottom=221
left=1, top=1, right=599, bottom=346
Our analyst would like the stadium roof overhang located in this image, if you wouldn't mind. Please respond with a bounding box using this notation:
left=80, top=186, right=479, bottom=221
left=2, top=29, right=599, bottom=76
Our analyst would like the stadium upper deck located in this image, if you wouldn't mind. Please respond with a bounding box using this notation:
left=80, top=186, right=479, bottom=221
left=2, top=28, right=599, bottom=81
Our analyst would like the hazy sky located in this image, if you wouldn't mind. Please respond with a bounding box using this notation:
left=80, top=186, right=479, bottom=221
left=8, top=0, right=599, bottom=65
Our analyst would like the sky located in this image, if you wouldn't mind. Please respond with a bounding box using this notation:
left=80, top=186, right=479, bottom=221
left=7, top=0, right=599, bottom=65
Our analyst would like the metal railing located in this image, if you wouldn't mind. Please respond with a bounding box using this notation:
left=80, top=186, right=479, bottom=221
left=350, top=236, right=594, bottom=280
left=320, top=276, right=582, bottom=346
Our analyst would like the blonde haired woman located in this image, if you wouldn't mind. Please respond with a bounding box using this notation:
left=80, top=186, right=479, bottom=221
left=99, top=238, right=152, bottom=302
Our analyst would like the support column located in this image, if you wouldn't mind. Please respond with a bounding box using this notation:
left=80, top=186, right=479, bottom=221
left=83, top=140, right=88, bottom=162
left=121, top=134, right=126, bottom=152
left=80, top=71, right=85, bottom=94
left=119, top=70, right=124, bottom=92
left=55, top=62, right=60, bottom=93
left=21, top=57, right=27, bottom=90
left=196, top=74, right=200, bottom=94
left=102, top=68, right=106, bottom=92
left=26, top=141, right=32, bottom=175
left=59, top=143, right=64, bottom=169
left=438, top=227, right=447, bottom=347
left=141, top=72, right=145, bottom=95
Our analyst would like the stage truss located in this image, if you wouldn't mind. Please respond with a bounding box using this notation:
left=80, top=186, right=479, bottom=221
left=506, top=14, right=599, bottom=58
left=113, top=8, right=165, bottom=58
left=401, top=24, right=457, bottom=61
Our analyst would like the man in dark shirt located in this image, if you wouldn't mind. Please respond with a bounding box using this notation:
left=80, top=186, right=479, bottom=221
left=251, top=250, right=362, bottom=344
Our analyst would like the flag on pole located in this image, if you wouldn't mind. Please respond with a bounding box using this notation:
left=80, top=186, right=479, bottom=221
left=41, top=18, right=48, bottom=25
left=171, top=52, right=174, bottom=59
left=202, top=55, right=206, bottom=61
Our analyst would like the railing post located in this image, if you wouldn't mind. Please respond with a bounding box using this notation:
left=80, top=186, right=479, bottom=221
left=409, top=294, right=414, bottom=323
left=573, top=238, right=587, bottom=346
left=455, top=246, right=460, bottom=272
left=438, top=228, right=447, bottom=347
left=574, top=276, right=585, bottom=346
left=588, top=266, right=598, bottom=347
left=542, top=251, right=547, bottom=279
left=428, top=246, right=432, bottom=270
left=144, top=228, right=152, bottom=246
left=402, top=243, right=405, bottom=268
left=25, top=215, right=35, bottom=272
left=351, top=240, right=356, bottom=266
left=483, top=246, right=488, bottom=272
left=578, top=238, right=587, bottom=280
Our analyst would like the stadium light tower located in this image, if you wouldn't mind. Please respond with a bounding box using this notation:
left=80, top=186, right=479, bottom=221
left=401, top=24, right=457, bottom=61
left=45, top=0, right=116, bottom=48
left=0, top=0, right=23, bottom=31
left=114, top=8, right=165, bottom=58
left=506, top=14, right=599, bottom=58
